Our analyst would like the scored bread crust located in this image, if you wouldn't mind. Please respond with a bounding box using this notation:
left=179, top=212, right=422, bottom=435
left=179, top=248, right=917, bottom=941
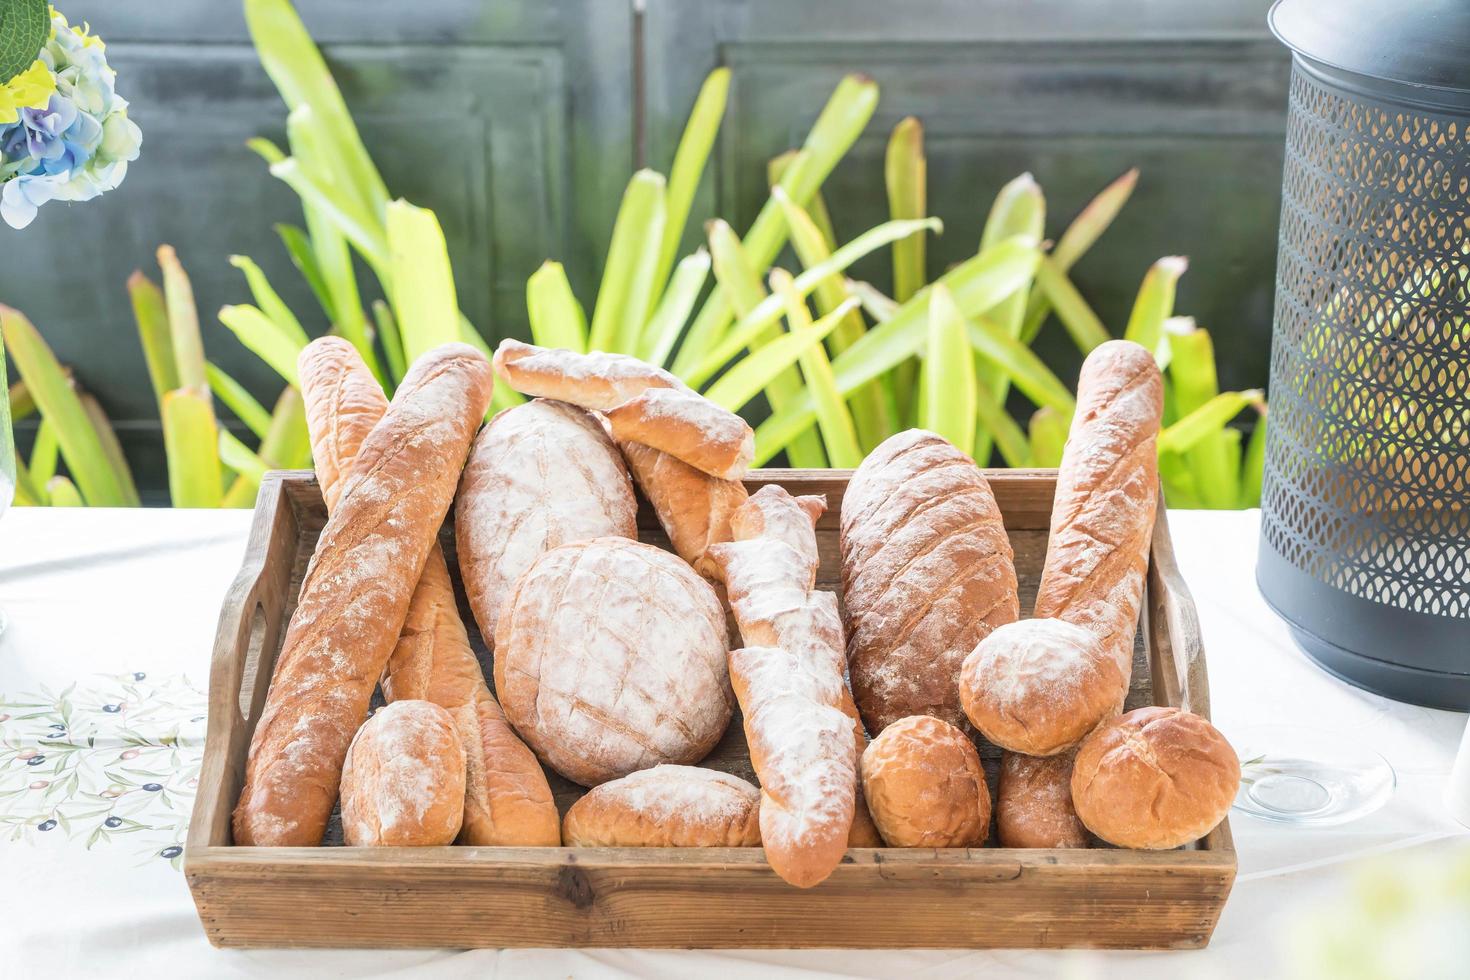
left=1070, top=706, right=1240, bottom=850
left=494, top=537, right=734, bottom=787
left=299, top=338, right=560, bottom=847
left=840, top=430, right=1020, bottom=734
left=996, top=750, right=1089, bottom=849
left=562, top=765, right=762, bottom=847
left=619, top=441, right=747, bottom=582
left=1034, top=339, right=1164, bottom=685
left=233, top=343, right=495, bottom=846
left=340, top=700, right=467, bottom=847
left=493, top=337, right=687, bottom=410
left=455, top=398, right=639, bottom=647
left=605, top=386, right=755, bottom=480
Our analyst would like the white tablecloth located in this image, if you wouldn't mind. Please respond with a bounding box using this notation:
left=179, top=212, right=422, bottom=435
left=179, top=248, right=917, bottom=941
left=1, top=507, right=1466, bottom=979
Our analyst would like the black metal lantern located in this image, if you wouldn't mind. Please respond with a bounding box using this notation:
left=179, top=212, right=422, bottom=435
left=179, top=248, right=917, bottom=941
left=1259, top=0, right=1470, bottom=708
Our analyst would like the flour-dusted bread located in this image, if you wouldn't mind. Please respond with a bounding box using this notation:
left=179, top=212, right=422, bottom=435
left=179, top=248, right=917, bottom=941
left=1071, top=706, right=1240, bottom=850
left=494, top=537, right=733, bottom=786
left=996, top=750, right=1089, bottom=849
left=959, top=618, right=1126, bottom=756
left=340, top=700, right=467, bottom=847
left=233, top=343, right=495, bottom=846
left=860, top=715, right=990, bottom=848
left=299, top=337, right=560, bottom=847
left=455, top=398, right=638, bottom=647
left=561, top=765, right=762, bottom=847
left=840, top=430, right=1020, bottom=734
left=619, top=442, right=747, bottom=581
left=493, top=338, right=687, bottom=410
left=605, top=386, right=754, bottom=480
left=1034, top=340, right=1164, bottom=687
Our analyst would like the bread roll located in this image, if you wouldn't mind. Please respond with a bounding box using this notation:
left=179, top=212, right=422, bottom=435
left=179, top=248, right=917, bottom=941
left=494, top=537, right=733, bottom=786
left=455, top=398, right=638, bottom=646
left=562, top=765, right=762, bottom=847
left=958, top=618, right=1126, bottom=756
left=233, top=343, right=494, bottom=846
left=840, top=429, right=1020, bottom=733
left=1071, top=706, right=1240, bottom=850
left=340, top=701, right=467, bottom=846
left=299, top=337, right=560, bottom=847
left=619, top=441, right=747, bottom=581
left=605, top=386, right=754, bottom=480
left=493, top=338, right=686, bottom=410
left=860, top=715, right=990, bottom=848
left=996, top=751, right=1089, bottom=849
left=1034, top=340, right=1164, bottom=687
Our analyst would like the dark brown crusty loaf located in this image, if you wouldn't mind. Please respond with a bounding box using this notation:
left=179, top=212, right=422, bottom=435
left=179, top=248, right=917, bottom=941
left=839, top=429, right=1020, bottom=734
left=299, top=337, right=560, bottom=847
left=1033, top=339, right=1164, bottom=684
left=233, top=343, right=495, bottom=846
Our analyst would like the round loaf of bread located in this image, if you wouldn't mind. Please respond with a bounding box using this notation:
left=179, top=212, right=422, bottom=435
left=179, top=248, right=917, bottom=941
left=996, top=750, right=1089, bottom=849
left=340, top=700, right=467, bottom=846
left=959, top=618, right=1126, bottom=756
left=1071, top=706, right=1240, bottom=849
left=494, top=537, right=734, bottom=786
left=562, top=765, right=762, bottom=846
left=859, top=715, right=990, bottom=848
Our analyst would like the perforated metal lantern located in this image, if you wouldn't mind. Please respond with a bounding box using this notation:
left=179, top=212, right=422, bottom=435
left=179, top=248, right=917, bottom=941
left=1259, top=0, right=1470, bottom=708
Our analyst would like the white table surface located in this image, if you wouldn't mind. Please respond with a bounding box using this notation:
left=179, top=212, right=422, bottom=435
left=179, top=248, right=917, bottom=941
left=1, top=507, right=1466, bottom=979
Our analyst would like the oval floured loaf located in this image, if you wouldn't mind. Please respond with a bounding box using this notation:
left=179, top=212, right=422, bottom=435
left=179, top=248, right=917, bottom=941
left=562, top=765, right=761, bottom=846
left=494, top=537, right=734, bottom=786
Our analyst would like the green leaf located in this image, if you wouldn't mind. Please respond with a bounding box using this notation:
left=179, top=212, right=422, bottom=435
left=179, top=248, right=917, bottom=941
left=274, top=223, right=335, bottom=322
left=527, top=261, right=589, bottom=355
left=218, top=430, right=270, bottom=485
left=588, top=170, right=667, bottom=355
left=218, top=304, right=304, bottom=387
left=0, top=307, right=133, bottom=506
left=156, top=246, right=208, bottom=396
left=641, top=250, right=709, bottom=368
left=372, top=300, right=405, bottom=383
left=0, top=0, right=48, bottom=83
left=851, top=280, right=899, bottom=322
left=29, top=418, right=58, bottom=485
left=751, top=236, right=1040, bottom=465
left=1241, top=409, right=1268, bottom=508
left=386, top=199, right=460, bottom=365
left=654, top=67, right=729, bottom=297
left=1021, top=168, right=1138, bottom=343
left=704, top=302, right=847, bottom=414
left=1157, top=389, right=1264, bottom=455
left=161, top=389, right=223, bottom=508
left=244, top=0, right=389, bottom=221
left=79, top=395, right=139, bottom=507
left=45, top=475, right=83, bottom=508
left=127, top=272, right=176, bottom=411
left=11, top=453, right=44, bottom=506
left=966, top=313, right=1075, bottom=415
left=971, top=372, right=1032, bottom=468
left=206, top=363, right=272, bottom=441
left=1028, top=406, right=1068, bottom=468
left=269, top=153, right=388, bottom=275
left=1033, top=256, right=1111, bottom=353
left=886, top=117, right=928, bottom=304
left=771, top=270, right=862, bottom=467
left=921, top=284, right=977, bottom=457
left=228, top=256, right=309, bottom=346
left=257, top=387, right=312, bottom=470
left=707, top=218, right=767, bottom=319
left=1124, top=256, right=1188, bottom=357
left=769, top=151, right=836, bottom=249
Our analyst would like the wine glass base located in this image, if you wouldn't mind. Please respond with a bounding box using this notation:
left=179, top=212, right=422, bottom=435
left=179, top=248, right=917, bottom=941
left=1230, top=725, right=1396, bottom=826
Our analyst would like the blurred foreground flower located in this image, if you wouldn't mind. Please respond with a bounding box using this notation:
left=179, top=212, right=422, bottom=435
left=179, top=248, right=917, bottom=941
left=0, top=9, right=141, bottom=230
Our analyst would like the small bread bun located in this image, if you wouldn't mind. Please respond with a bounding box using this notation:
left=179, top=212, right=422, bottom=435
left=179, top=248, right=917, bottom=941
left=996, top=750, right=1089, bottom=849
left=562, top=765, right=762, bottom=847
left=1071, top=706, right=1240, bottom=849
left=860, top=715, right=990, bottom=848
left=959, top=618, right=1126, bottom=756
left=340, top=700, right=467, bottom=846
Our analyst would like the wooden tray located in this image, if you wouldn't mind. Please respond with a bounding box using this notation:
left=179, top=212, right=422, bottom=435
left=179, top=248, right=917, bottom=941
left=186, top=468, right=1235, bottom=950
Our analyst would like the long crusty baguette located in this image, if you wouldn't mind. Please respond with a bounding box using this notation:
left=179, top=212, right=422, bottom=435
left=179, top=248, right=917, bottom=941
left=298, top=337, right=560, bottom=847
left=233, top=343, right=494, bottom=846
left=840, top=430, right=1020, bottom=734
left=1034, top=339, right=1163, bottom=686
left=618, top=441, right=747, bottom=581
left=493, top=339, right=753, bottom=479
left=707, top=486, right=878, bottom=886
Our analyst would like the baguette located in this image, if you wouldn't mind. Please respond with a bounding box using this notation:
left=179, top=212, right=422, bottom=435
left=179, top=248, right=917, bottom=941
left=233, top=343, right=495, bottom=846
left=493, top=338, right=686, bottom=410
left=618, top=442, right=747, bottom=581
left=840, top=430, right=1020, bottom=734
left=605, top=386, right=754, bottom=480
left=298, top=338, right=560, bottom=846
left=562, top=765, right=762, bottom=847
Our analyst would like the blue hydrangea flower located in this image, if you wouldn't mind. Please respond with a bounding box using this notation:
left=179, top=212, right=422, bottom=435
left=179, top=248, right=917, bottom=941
left=0, top=11, right=141, bottom=230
